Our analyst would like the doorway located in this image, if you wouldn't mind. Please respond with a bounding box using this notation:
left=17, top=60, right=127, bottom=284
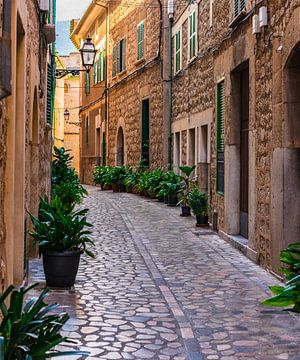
left=141, top=99, right=150, bottom=166
left=117, top=127, right=125, bottom=166
left=240, top=67, right=249, bottom=238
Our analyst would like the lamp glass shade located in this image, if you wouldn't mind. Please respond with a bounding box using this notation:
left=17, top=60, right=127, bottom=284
left=64, top=109, right=70, bottom=121
left=80, top=37, right=96, bottom=72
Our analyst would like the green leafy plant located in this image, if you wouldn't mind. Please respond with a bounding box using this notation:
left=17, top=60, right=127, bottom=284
left=93, top=166, right=109, bottom=186
left=123, top=170, right=140, bottom=192
left=146, top=169, right=165, bottom=198
left=188, top=186, right=208, bottom=217
left=0, top=283, right=89, bottom=359
left=30, top=196, right=95, bottom=258
left=262, top=242, right=300, bottom=312
left=157, top=172, right=182, bottom=198
left=178, top=165, right=196, bottom=206
left=52, top=147, right=87, bottom=207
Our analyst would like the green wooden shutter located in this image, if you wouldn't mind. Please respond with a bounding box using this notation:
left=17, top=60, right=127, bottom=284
left=85, top=72, right=90, bottom=95
left=216, top=80, right=225, bottom=194
left=234, top=0, right=247, bottom=18
left=137, top=22, right=144, bottom=60
left=175, top=30, right=181, bottom=73
left=46, top=64, right=53, bottom=124
left=85, top=116, right=89, bottom=144
left=189, top=12, right=196, bottom=59
left=100, top=51, right=105, bottom=81
left=120, top=38, right=126, bottom=72
left=94, top=54, right=98, bottom=84
left=112, top=45, right=117, bottom=77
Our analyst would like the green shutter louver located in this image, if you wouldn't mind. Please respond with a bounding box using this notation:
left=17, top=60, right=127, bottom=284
left=85, top=72, right=90, bottom=95
left=46, top=64, right=53, bottom=124
left=137, top=21, right=145, bottom=60
left=94, top=54, right=98, bottom=85
left=217, top=80, right=225, bottom=194
left=100, top=51, right=105, bottom=81
left=175, top=30, right=181, bottom=74
left=189, top=11, right=196, bottom=60
left=233, top=0, right=247, bottom=18
left=112, top=45, right=117, bottom=77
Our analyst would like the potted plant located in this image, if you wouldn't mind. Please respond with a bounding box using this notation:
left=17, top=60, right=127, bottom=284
left=30, top=196, right=95, bottom=288
left=93, top=166, right=110, bottom=190
left=52, top=147, right=87, bottom=208
left=157, top=172, right=182, bottom=207
left=147, top=169, right=165, bottom=199
left=0, top=283, right=89, bottom=359
left=188, top=186, right=209, bottom=226
left=178, top=165, right=196, bottom=217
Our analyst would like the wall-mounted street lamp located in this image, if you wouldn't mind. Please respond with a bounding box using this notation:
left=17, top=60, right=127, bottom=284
left=56, top=36, right=96, bottom=79
left=64, top=108, right=70, bottom=122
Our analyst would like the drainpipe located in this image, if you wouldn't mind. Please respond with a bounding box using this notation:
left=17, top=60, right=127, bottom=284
left=0, top=0, right=12, bottom=99
left=168, top=1, right=174, bottom=170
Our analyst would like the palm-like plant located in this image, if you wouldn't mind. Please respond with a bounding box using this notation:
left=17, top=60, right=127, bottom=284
left=0, top=284, right=89, bottom=359
left=30, top=196, right=95, bottom=258
left=178, top=165, right=196, bottom=207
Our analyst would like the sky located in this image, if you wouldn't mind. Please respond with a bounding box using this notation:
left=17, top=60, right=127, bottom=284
left=56, top=0, right=91, bottom=21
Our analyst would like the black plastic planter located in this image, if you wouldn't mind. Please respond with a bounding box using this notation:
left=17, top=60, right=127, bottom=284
left=196, top=215, right=209, bottom=227
left=119, top=182, right=126, bottom=192
left=168, top=195, right=178, bottom=207
left=43, top=250, right=81, bottom=288
left=181, top=205, right=191, bottom=217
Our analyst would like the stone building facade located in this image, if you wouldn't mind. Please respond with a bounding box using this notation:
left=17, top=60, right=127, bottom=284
left=54, top=53, right=80, bottom=174
left=172, top=0, right=300, bottom=273
left=0, top=0, right=55, bottom=289
left=71, top=0, right=170, bottom=184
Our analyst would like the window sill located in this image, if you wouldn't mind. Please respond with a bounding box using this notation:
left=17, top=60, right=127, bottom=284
left=135, top=58, right=146, bottom=66
left=189, top=55, right=197, bottom=64
left=118, top=69, right=127, bottom=77
left=174, top=69, right=182, bottom=77
left=229, top=9, right=247, bottom=28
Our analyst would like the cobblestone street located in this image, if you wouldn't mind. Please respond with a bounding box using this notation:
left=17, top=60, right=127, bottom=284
left=30, top=187, right=300, bottom=360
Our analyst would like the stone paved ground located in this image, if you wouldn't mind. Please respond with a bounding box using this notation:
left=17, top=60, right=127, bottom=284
left=29, top=186, right=300, bottom=360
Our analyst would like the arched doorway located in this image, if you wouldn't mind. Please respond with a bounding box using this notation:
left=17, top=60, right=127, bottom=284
left=116, top=127, right=125, bottom=166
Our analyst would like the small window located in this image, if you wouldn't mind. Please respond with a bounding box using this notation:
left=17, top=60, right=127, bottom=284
left=175, top=29, right=181, bottom=74
left=189, top=11, right=197, bottom=60
left=216, top=81, right=225, bottom=194
left=137, top=21, right=145, bottom=60
left=85, top=72, right=90, bottom=95
left=233, top=0, right=247, bottom=18
left=112, top=39, right=126, bottom=77
left=93, top=54, right=98, bottom=85
left=119, top=38, right=126, bottom=72
left=112, top=45, right=117, bottom=78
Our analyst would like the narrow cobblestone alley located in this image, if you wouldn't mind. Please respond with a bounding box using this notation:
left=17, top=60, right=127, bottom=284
left=30, top=187, right=300, bottom=360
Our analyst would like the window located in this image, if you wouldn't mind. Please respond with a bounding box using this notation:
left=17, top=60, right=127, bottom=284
left=112, top=38, right=126, bottom=77
left=189, top=11, right=197, bottom=60
left=46, top=64, right=53, bottom=124
left=137, top=21, right=145, bottom=60
left=94, top=51, right=105, bottom=84
left=175, top=29, right=181, bottom=74
left=112, top=45, right=117, bottom=77
left=233, top=0, right=247, bottom=18
left=85, top=116, right=89, bottom=144
left=85, top=72, right=90, bottom=95
left=119, top=38, right=126, bottom=72
left=216, top=81, right=225, bottom=194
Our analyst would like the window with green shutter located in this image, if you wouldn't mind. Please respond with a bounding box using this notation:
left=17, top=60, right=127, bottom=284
left=93, top=54, right=98, bottom=85
left=189, top=11, right=196, bottom=60
left=233, top=0, right=247, bottom=18
left=85, top=72, right=90, bottom=95
left=46, top=64, right=53, bottom=124
left=137, top=21, right=145, bottom=60
left=216, top=80, right=225, bottom=194
left=112, top=45, right=117, bottom=77
left=99, top=51, right=105, bottom=82
left=119, top=38, right=126, bottom=72
left=175, top=29, right=181, bottom=74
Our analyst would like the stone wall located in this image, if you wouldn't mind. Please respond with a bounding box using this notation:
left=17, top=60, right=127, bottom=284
left=107, top=0, right=167, bottom=168
left=0, top=0, right=51, bottom=286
